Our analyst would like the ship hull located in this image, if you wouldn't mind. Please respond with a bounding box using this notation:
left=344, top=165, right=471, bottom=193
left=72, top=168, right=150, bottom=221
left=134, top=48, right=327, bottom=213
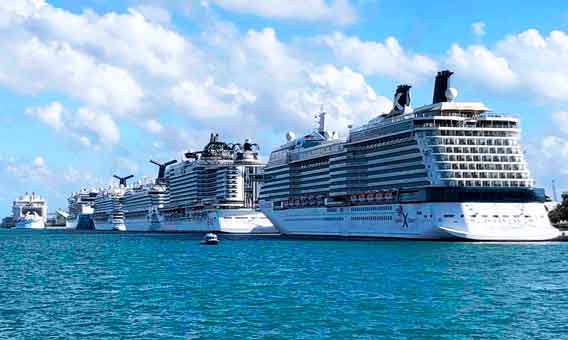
left=93, top=219, right=125, bottom=231
left=262, top=202, right=560, bottom=241
left=161, top=209, right=276, bottom=234
left=123, top=216, right=162, bottom=232
left=65, top=217, right=78, bottom=229
left=14, top=219, right=45, bottom=229
left=66, top=214, right=95, bottom=230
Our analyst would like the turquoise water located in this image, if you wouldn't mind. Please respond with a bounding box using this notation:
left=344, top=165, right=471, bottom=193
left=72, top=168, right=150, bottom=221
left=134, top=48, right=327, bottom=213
left=0, top=230, right=567, bottom=339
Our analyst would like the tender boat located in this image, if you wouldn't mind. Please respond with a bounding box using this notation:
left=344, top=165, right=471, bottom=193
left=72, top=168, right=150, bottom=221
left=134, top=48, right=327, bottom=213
left=200, top=233, right=219, bottom=245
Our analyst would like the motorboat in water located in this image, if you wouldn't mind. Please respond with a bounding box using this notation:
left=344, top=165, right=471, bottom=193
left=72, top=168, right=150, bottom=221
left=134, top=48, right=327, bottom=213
left=200, top=233, right=219, bottom=245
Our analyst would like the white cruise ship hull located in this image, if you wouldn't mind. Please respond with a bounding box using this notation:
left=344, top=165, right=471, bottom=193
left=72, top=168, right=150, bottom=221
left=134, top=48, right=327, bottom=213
left=161, top=209, right=276, bottom=234
left=262, top=202, right=560, bottom=241
left=65, top=217, right=78, bottom=229
left=93, top=219, right=125, bottom=231
left=123, top=216, right=161, bottom=232
left=15, top=219, right=45, bottom=229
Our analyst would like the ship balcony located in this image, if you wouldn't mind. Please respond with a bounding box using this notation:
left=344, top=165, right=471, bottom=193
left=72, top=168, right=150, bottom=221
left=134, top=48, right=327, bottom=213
left=441, top=179, right=533, bottom=188
left=438, top=171, right=530, bottom=180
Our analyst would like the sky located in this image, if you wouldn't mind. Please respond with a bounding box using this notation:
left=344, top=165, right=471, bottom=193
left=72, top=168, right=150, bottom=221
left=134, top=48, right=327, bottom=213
left=1, top=0, right=568, bottom=215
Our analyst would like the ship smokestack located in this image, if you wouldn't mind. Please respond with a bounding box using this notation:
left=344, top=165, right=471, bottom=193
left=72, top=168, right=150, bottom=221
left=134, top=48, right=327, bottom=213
left=113, top=175, right=134, bottom=187
left=393, top=84, right=411, bottom=114
left=150, top=160, right=177, bottom=184
left=432, top=70, right=454, bottom=104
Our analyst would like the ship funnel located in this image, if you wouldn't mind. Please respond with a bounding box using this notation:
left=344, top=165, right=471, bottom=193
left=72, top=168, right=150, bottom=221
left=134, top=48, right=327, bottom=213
left=113, top=174, right=134, bottom=187
left=432, top=70, right=454, bottom=104
left=392, top=85, right=411, bottom=114
left=150, top=159, right=177, bottom=184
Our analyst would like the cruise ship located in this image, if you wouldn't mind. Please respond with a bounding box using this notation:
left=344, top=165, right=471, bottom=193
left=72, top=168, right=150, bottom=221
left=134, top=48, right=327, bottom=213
left=159, top=134, right=276, bottom=233
left=259, top=70, right=560, bottom=241
left=92, top=175, right=132, bottom=231
left=13, top=192, right=47, bottom=229
left=122, top=160, right=176, bottom=232
left=66, top=188, right=97, bottom=230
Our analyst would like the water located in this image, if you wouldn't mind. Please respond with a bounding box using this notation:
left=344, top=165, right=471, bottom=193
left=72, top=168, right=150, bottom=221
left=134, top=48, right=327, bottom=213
left=0, top=230, right=567, bottom=340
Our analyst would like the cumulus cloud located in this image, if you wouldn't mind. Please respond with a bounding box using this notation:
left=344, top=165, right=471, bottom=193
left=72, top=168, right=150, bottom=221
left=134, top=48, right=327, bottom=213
left=471, top=21, right=486, bottom=37
left=0, top=37, right=143, bottom=115
left=25, top=102, right=121, bottom=147
left=319, top=32, right=438, bottom=82
left=446, top=29, right=568, bottom=102
left=446, top=44, right=517, bottom=90
left=25, top=101, right=64, bottom=130
left=170, top=77, right=256, bottom=118
left=33, top=156, right=46, bottom=169
left=5, top=1, right=397, bottom=161
left=145, top=119, right=164, bottom=134
left=205, top=0, right=356, bottom=25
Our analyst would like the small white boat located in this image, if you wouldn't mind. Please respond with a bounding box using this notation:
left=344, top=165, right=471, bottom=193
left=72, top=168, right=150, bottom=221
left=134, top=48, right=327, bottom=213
left=200, top=233, right=219, bottom=245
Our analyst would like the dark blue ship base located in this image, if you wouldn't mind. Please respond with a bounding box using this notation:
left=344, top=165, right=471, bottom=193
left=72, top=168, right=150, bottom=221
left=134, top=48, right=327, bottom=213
left=76, top=215, right=95, bottom=230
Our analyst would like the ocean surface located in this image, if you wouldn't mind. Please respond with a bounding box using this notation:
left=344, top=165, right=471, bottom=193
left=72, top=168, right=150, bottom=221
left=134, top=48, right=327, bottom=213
left=0, top=230, right=567, bottom=340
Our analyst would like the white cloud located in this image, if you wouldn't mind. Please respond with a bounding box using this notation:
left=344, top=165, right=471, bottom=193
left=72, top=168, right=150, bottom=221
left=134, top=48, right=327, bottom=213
left=145, top=119, right=164, bottom=134
left=319, top=32, right=438, bottom=82
left=75, top=108, right=120, bottom=147
left=26, top=102, right=121, bottom=147
left=471, top=21, right=486, bottom=37
left=206, top=0, right=356, bottom=25
left=0, top=37, right=143, bottom=115
left=170, top=77, right=256, bottom=118
left=33, top=156, right=46, bottom=169
left=25, top=101, right=64, bottom=130
left=446, top=44, right=517, bottom=90
left=294, top=64, right=392, bottom=131
left=6, top=2, right=393, bottom=158
left=446, top=29, right=568, bottom=102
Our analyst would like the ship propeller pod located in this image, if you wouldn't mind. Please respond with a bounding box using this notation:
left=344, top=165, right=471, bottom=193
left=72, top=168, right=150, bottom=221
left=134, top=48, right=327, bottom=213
left=113, top=174, right=134, bottom=187
left=392, top=84, right=412, bottom=114
left=150, top=159, right=177, bottom=183
left=432, top=70, right=454, bottom=104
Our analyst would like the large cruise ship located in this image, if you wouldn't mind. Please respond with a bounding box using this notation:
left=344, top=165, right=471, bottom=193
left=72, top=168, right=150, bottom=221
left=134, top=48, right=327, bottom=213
left=259, top=70, right=560, bottom=241
left=122, top=160, right=175, bottom=232
left=92, top=175, right=132, bottom=231
left=159, top=134, right=276, bottom=233
left=13, top=192, right=47, bottom=229
left=66, top=188, right=98, bottom=230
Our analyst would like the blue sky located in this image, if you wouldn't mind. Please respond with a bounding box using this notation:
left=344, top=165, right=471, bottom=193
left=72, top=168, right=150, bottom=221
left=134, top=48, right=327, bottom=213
left=1, top=0, right=568, bottom=216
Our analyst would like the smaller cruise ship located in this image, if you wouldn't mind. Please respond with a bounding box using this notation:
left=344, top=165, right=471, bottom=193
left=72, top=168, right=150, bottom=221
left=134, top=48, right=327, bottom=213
left=92, top=175, right=132, bottom=231
left=13, top=192, right=47, bottom=229
left=66, top=188, right=98, bottom=230
left=122, top=160, right=176, bottom=232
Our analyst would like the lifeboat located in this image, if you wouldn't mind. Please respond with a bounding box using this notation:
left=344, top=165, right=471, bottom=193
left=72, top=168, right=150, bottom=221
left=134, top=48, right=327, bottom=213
left=375, top=192, right=383, bottom=200
left=366, top=193, right=374, bottom=201
left=384, top=191, right=393, bottom=200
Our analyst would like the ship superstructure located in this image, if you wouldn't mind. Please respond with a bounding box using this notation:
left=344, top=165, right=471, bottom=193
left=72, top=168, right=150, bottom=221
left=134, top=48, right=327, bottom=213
left=122, top=160, right=176, bottom=232
left=13, top=192, right=47, bottom=229
left=92, top=175, right=132, bottom=231
left=66, top=188, right=98, bottom=230
left=260, top=70, right=560, bottom=241
left=159, top=134, right=275, bottom=233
